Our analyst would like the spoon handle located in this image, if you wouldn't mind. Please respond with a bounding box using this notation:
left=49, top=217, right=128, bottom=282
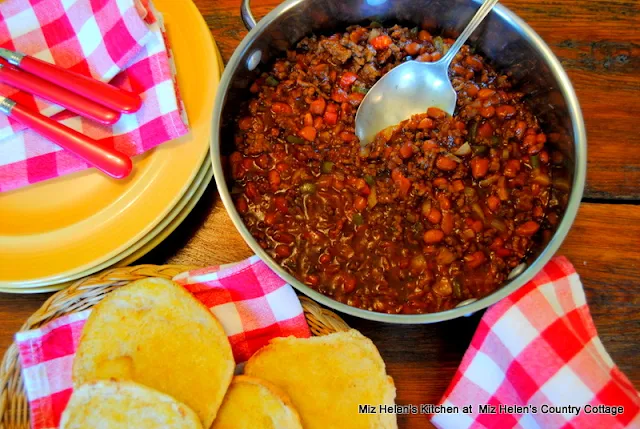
left=440, top=0, right=500, bottom=66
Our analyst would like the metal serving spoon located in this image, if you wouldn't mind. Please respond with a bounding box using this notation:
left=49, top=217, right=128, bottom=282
left=355, top=0, right=500, bottom=144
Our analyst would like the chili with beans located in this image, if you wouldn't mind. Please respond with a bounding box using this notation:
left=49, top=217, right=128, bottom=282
left=230, top=24, right=564, bottom=314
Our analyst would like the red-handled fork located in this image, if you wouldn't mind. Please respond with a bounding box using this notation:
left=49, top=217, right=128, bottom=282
left=0, top=48, right=142, bottom=114
left=0, top=61, right=121, bottom=125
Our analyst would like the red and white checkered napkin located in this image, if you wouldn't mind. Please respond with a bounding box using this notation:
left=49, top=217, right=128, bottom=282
left=15, top=256, right=311, bottom=429
left=0, top=0, right=189, bottom=193
left=431, top=256, right=640, bottom=429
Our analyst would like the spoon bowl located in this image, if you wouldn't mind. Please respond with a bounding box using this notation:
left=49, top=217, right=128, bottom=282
left=355, top=58, right=457, bottom=144
left=355, top=0, right=499, bottom=144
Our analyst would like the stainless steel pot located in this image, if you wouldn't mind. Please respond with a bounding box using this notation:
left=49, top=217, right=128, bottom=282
left=211, top=0, right=587, bottom=323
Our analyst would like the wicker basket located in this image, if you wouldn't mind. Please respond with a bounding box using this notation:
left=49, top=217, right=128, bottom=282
left=0, top=265, right=350, bottom=429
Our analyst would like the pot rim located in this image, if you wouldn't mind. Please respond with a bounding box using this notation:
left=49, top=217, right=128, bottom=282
left=210, top=0, right=587, bottom=324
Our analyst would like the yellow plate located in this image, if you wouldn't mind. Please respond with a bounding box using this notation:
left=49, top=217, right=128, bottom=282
left=0, top=0, right=219, bottom=288
left=0, top=41, right=224, bottom=293
left=0, top=163, right=212, bottom=294
left=0, top=42, right=223, bottom=294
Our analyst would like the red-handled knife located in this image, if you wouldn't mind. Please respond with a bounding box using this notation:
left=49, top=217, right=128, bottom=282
left=0, top=62, right=121, bottom=125
left=0, top=48, right=142, bottom=114
left=0, top=96, right=132, bottom=179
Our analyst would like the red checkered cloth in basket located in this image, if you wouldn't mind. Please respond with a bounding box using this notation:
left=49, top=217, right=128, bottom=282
left=431, top=256, right=640, bottom=429
left=15, top=256, right=311, bottom=429
left=0, top=0, right=188, bottom=193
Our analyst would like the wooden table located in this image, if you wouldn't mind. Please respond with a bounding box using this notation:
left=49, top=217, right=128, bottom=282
left=1, top=1, right=638, bottom=427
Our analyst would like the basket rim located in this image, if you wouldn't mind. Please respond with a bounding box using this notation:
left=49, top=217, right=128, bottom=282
left=0, top=264, right=350, bottom=428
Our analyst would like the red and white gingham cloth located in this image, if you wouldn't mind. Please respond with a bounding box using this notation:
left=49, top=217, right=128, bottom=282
left=15, top=256, right=310, bottom=429
left=14, top=255, right=640, bottom=429
left=431, top=256, right=640, bottom=428
left=0, top=0, right=189, bottom=193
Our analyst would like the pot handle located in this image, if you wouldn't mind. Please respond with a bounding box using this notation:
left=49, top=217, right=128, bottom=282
left=241, top=0, right=257, bottom=30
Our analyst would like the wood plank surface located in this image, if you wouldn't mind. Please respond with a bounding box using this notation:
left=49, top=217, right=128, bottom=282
left=196, top=0, right=640, bottom=200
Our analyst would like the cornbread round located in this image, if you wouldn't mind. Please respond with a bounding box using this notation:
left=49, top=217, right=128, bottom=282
left=60, top=380, right=202, bottom=429
left=212, top=376, right=303, bottom=429
left=72, top=278, right=234, bottom=428
left=244, top=330, right=397, bottom=429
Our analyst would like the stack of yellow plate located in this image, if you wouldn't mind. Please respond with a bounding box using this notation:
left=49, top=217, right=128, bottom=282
left=0, top=0, right=220, bottom=293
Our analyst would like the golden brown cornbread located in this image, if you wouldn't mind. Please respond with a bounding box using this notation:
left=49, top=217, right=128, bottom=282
left=244, top=330, right=397, bottom=429
left=60, top=380, right=202, bottom=429
left=72, top=277, right=234, bottom=428
left=212, top=375, right=303, bottom=429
